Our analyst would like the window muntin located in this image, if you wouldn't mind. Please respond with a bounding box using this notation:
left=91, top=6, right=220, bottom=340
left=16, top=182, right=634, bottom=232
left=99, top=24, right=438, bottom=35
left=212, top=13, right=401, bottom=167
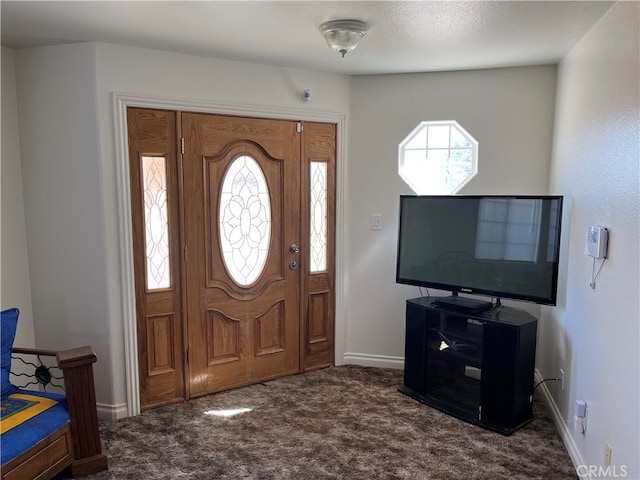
left=399, top=121, right=478, bottom=194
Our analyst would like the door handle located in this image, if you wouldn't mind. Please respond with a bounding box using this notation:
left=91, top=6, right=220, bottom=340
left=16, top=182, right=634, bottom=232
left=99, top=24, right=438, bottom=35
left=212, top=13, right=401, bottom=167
left=289, top=244, right=300, bottom=254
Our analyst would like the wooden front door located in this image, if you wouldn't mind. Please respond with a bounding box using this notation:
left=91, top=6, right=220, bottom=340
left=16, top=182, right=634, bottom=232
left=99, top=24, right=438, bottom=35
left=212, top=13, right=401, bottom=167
left=183, top=113, right=301, bottom=396
left=129, top=108, right=336, bottom=408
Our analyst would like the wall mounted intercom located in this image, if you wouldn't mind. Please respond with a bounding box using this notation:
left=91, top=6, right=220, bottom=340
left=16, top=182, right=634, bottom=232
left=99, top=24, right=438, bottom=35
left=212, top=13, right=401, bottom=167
left=585, top=225, right=608, bottom=259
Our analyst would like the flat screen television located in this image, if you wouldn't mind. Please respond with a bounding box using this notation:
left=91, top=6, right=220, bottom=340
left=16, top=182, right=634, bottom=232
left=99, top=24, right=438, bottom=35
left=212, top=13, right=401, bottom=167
left=396, top=195, right=563, bottom=312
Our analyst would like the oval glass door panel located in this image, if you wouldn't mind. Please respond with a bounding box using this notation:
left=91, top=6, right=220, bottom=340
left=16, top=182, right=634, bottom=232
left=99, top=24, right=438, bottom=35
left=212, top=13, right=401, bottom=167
left=219, top=155, right=271, bottom=286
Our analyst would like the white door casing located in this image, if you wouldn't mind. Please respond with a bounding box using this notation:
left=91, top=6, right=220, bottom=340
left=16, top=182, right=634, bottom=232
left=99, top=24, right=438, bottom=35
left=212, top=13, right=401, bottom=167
left=113, top=93, right=346, bottom=417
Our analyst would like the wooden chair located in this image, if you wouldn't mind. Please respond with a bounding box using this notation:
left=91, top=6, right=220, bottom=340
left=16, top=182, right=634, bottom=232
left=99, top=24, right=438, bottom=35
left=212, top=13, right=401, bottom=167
left=1, top=308, right=108, bottom=479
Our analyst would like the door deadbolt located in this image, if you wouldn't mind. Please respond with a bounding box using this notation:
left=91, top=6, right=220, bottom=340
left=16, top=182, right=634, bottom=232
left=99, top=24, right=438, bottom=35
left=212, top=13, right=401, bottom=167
left=289, top=244, right=300, bottom=254
left=289, top=261, right=298, bottom=270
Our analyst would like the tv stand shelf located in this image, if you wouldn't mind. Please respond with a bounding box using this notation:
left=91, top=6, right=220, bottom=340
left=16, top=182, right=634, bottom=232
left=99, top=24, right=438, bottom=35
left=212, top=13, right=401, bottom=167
left=400, top=296, right=537, bottom=435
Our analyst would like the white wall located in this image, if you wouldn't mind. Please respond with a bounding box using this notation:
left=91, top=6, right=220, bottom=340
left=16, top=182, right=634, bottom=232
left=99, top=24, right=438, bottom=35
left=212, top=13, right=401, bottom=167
left=14, top=43, right=114, bottom=403
left=346, top=66, right=557, bottom=364
left=1, top=47, right=35, bottom=348
left=540, top=2, right=639, bottom=477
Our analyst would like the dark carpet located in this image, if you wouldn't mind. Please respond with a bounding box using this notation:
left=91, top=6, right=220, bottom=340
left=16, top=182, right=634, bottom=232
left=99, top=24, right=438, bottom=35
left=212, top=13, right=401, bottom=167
left=63, top=365, right=577, bottom=479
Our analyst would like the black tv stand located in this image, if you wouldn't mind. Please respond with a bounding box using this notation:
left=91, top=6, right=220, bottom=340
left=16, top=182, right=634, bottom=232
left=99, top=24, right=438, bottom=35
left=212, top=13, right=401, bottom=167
left=400, top=296, right=538, bottom=435
left=433, top=295, right=493, bottom=314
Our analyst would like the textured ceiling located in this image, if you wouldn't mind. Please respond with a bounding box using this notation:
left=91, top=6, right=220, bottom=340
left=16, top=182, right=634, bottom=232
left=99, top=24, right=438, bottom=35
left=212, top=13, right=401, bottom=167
left=1, top=1, right=615, bottom=75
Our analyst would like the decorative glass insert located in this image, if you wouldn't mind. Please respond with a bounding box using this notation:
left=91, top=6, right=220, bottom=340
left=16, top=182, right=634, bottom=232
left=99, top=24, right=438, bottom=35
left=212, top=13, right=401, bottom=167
left=142, top=156, right=170, bottom=290
left=310, top=162, right=327, bottom=272
left=219, top=155, right=271, bottom=286
left=399, top=121, right=478, bottom=194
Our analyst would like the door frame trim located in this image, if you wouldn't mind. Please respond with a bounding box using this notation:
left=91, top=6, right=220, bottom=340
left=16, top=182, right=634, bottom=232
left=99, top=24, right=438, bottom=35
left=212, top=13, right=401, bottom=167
left=113, top=92, right=346, bottom=416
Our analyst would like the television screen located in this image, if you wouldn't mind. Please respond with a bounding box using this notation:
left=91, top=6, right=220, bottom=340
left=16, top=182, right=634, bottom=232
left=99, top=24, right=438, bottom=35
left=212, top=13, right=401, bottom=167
left=396, top=195, right=563, bottom=306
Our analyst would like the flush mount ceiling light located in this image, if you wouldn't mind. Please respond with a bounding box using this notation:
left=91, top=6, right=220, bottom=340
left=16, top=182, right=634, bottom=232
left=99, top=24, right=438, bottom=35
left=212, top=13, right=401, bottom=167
left=319, top=19, right=369, bottom=58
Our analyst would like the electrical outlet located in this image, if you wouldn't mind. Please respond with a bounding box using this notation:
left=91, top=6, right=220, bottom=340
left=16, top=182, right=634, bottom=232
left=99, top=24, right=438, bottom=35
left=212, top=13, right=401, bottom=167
left=560, top=369, right=565, bottom=391
left=604, top=442, right=612, bottom=467
left=574, top=400, right=588, bottom=434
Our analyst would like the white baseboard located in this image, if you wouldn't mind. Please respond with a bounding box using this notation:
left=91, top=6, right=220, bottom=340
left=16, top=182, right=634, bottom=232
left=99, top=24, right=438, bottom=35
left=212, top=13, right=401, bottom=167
left=341, top=352, right=404, bottom=369
left=534, top=369, right=586, bottom=478
left=97, top=402, right=129, bottom=421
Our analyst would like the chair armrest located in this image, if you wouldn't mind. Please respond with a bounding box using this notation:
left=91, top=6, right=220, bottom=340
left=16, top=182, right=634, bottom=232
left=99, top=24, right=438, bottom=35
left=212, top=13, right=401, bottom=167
left=57, top=345, right=97, bottom=369
left=12, top=346, right=96, bottom=365
left=11, top=347, right=59, bottom=357
left=10, top=344, right=108, bottom=476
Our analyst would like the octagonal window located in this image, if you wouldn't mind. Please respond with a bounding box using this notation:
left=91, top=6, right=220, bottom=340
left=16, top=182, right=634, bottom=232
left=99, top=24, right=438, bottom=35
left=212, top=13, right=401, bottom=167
left=399, top=121, right=478, bottom=194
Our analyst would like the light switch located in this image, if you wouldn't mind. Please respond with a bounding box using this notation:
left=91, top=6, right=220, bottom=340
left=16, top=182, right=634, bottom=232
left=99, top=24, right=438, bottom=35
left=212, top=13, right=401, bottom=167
left=371, top=214, right=382, bottom=230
